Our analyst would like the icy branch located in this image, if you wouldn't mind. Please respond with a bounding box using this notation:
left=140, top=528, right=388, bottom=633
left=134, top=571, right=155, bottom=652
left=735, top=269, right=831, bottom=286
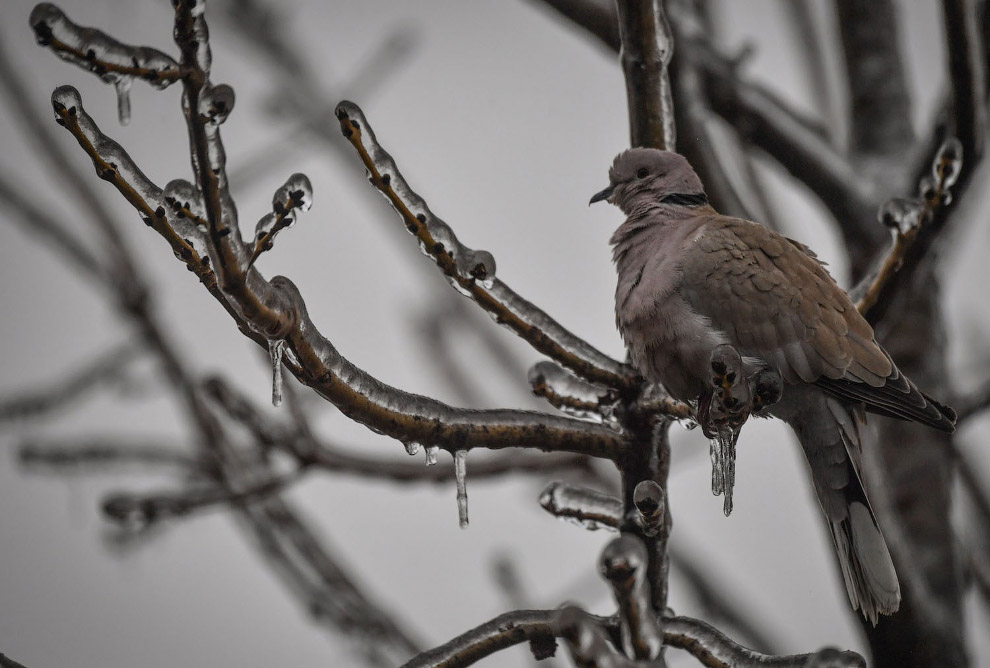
left=942, top=0, right=988, bottom=159
left=47, top=87, right=623, bottom=461
left=600, top=535, right=664, bottom=661
left=540, top=480, right=623, bottom=530
left=852, top=137, right=964, bottom=318
left=615, top=0, right=676, bottom=150
left=334, top=101, right=636, bottom=393
left=529, top=360, right=619, bottom=422
left=662, top=617, right=866, bottom=668
left=29, top=4, right=185, bottom=94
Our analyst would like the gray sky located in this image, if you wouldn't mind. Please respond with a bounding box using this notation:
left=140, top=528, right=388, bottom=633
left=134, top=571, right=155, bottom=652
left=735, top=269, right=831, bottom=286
left=1, top=1, right=988, bottom=667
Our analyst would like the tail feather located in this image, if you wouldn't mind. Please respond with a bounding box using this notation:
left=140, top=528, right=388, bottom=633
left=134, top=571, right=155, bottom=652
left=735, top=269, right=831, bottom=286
left=828, top=496, right=900, bottom=625
left=772, top=386, right=901, bottom=624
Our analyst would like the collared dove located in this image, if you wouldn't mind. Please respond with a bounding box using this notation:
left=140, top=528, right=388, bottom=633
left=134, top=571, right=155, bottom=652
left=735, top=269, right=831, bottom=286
left=591, top=148, right=956, bottom=625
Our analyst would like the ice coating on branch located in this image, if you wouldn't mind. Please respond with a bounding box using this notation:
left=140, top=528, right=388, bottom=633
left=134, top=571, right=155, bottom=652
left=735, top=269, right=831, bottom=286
left=538, top=481, right=621, bottom=531
left=878, top=198, right=925, bottom=235
left=710, top=428, right=739, bottom=516
left=162, top=179, right=205, bottom=219
left=160, top=180, right=208, bottom=257
left=174, top=0, right=211, bottom=73
left=403, top=441, right=421, bottom=456
left=199, top=83, right=234, bottom=125
left=425, top=445, right=439, bottom=466
left=334, top=101, right=497, bottom=288
left=268, top=338, right=285, bottom=407
left=250, top=174, right=313, bottom=266
left=114, top=77, right=132, bottom=125
left=50, top=86, right=164, bottom=204
left=528, top=361, right=615, bottom=423
left=30, top=3, right=180, bottom=91
left=454, top=450, right=468, bottom=528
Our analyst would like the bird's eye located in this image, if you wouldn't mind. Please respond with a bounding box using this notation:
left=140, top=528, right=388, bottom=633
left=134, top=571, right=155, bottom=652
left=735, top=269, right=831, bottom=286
left=636, top=168, right=649, bottom=179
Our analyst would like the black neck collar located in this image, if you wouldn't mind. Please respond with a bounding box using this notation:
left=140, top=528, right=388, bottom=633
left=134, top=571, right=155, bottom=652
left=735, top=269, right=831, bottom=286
left=660, top=192, right=708, bottom=206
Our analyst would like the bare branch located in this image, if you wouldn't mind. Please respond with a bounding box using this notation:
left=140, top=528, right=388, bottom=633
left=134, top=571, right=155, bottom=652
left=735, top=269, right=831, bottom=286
left=668, top=544, right=779, bottom=655
left=334, top=101, right=636, bottom=392
left=529, top=0, right=619, bottom=51
left=0, top=170, right=107, bottom=285
left=0, top=341, right=141, bottom=422
left=836, top=0, right=915, bottom=156
left=0, top=653, right=30, bottom=668
left=943, top=0, right=988, bottom=159
left=853, top=138, right=964, bottom=320
left=663, top=616, right=866, bottom=668
left=680, top=38, right=882, bottom=250
left=101, top=470, right=305, bottom=527
left=615, top=0, right=676, bottom=150
left=19, top=437, right=200, bottom=473
left=956, top=379, right=990, bottom=423
left=238, top=498, right=423, bottom=665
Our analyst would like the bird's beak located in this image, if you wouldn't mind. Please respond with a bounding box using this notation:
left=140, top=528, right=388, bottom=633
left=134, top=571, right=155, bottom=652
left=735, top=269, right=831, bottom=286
left=589, top=184, right=615, bottom=205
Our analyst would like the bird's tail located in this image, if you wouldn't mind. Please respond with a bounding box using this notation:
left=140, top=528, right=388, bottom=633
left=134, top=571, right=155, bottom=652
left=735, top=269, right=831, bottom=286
left=780, top=390, right=901, bottom=624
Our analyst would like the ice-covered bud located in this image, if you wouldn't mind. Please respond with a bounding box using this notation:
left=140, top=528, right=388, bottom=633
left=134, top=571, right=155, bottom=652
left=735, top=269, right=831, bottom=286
left=403, top=441, right=421, bottom=456
left=199, top=83, right=235, bottom=125
left=934, top=136, right=963, bottom=189
left=752, top=367, right=783, bottom=413
left=51, top=84, right=82, bottom=116
left=600, top=535, right=663, bottom=661
left=250, top=174, right=313, bottom=266
left=878, top=197, right=925, bottom=235
left=632, top=480, right=664, bottom=537
left=162, top=179, right=205, bottom=219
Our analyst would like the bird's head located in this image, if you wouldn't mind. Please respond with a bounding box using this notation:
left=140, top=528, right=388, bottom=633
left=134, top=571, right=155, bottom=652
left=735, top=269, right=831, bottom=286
left=589, top=148, right=706, bottom=214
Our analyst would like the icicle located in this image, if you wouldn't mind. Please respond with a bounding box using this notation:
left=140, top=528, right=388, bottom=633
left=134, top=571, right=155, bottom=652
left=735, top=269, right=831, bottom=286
left=403, top=441, right=421, bottom=456
left=709, top=428, right=738, bottom=516
left=114, top=77, right=132, bottom=126
left=425, top=446, right=439, bottom=466
left=454, top=450, right=468, bottom=528
left=268, top=338, right=285, bottom=407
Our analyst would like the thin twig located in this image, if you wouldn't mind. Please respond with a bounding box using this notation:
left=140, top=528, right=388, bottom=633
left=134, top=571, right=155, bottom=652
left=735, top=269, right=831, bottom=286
left=335, top=102, right=636, bottom=392
left=19, top=437, right=201, bottom=473
left=0, top=341, right=142, bottom=422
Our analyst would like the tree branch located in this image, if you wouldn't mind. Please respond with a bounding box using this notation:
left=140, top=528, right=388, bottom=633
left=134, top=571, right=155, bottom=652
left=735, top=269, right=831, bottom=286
left=615, top=0, right=676, bottom=150
left=0, top=341, right=142, bottom=422
left=334, top=101, right=636, bottom=392
left=942, top=0, right=987, bottom=161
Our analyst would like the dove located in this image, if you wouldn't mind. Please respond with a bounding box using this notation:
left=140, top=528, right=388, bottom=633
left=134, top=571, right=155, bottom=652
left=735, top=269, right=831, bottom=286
left=591, top=148, right=956, bottom=625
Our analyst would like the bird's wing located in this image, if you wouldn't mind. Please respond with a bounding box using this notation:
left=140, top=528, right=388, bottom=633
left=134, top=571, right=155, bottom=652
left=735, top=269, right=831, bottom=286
left=678, top=215, right=887, bottom=384
left=678, top=215, right=955, bottom=431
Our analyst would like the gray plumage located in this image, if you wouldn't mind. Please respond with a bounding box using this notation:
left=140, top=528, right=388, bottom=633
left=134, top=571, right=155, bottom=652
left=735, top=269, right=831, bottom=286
left=594, top=148, right=957, bottom=624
